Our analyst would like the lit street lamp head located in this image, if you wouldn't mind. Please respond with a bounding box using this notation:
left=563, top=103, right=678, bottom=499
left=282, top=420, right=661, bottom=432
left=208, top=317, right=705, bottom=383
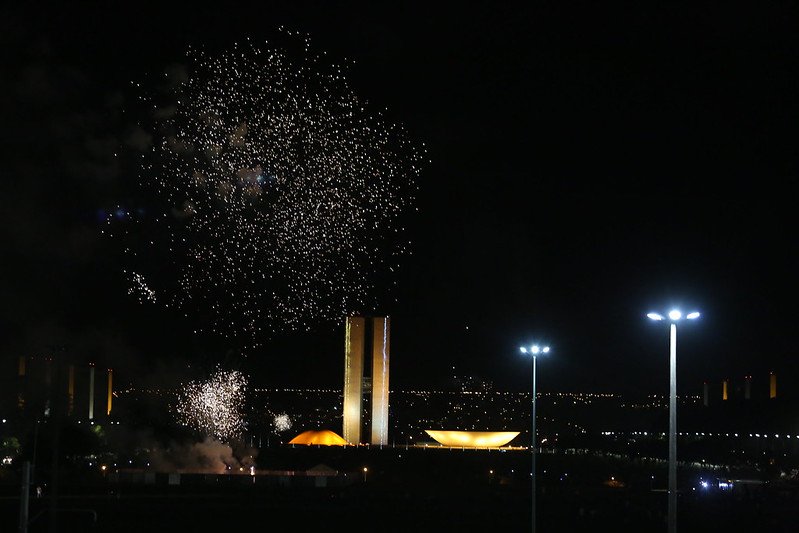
left=647, top=310, right=701, bottom=323
left=520, top=345, right=551, bottom=356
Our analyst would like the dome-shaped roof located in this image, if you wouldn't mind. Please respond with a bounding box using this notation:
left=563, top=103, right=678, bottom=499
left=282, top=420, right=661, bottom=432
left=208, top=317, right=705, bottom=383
left=289, top=430, right=348, bottom=446
left=424, top=430, right=520, bottom=448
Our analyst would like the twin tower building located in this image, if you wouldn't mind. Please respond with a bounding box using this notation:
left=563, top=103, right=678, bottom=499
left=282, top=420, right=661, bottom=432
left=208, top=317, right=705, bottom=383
left=342, top=316, right=390, bottom=445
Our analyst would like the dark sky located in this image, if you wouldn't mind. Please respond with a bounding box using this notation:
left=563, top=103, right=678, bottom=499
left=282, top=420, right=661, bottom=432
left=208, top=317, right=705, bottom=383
left=2, top=3, right=798, bottom=396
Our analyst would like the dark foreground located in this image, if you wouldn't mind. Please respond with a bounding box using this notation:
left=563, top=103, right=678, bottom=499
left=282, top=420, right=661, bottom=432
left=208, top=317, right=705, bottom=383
left=2, top=448, right=797, bottom=532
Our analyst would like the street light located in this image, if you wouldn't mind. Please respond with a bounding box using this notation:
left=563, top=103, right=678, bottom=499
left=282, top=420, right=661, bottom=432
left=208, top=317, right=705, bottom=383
left=520, top=344, right=550, bottom=533
left=648, top=309, right=700, bottom=533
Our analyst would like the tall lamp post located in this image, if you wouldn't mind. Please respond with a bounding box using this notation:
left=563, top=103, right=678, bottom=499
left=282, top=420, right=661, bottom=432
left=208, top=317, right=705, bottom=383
left=647, top=309, right=700, bottom=533
left=520, top=344, right=550, bottom=533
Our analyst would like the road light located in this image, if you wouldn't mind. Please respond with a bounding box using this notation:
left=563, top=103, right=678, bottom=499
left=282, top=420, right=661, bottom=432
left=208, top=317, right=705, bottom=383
left=520, top=343, right=550, bottom=533
left=648, top=309, right=700, bottom=533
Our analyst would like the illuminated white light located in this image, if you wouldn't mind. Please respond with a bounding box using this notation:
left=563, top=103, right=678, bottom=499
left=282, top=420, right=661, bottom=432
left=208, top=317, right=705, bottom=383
left=647, top=313, right=664, bottom=321
left=686, top=312, right=700, bottom=319
left=542, top=346, right=550, bottom=353
left=532, top=345, right=541, bottom=354
left=520, top=347, right=527, bottom=353
left=701, top=481, right=709, bottom=488
left=668, top=310, right=682, bottom=321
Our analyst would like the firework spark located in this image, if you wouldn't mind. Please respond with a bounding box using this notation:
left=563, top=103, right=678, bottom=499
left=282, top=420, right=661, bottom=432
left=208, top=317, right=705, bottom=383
left=125, top=270, right=156, bottom=303
left=273, top=413, right=292, bottom=433
left=173, top=368, right=248, bottom=442
left=112, top=33, right=425, bottom=352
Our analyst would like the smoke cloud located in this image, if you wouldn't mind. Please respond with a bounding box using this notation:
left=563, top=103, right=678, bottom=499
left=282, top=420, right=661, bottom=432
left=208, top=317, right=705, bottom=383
left=146, top=436, right=258, bottom=474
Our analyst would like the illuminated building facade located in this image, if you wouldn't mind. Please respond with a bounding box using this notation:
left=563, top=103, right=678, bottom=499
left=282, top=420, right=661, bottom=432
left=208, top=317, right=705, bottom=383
left=289, top=430, right=348, bottom=446
left=424, top=430, right=520, bottom=448
left=342, top=316, right=390, bottom=445
left=107, top=368, right=113, bottom=416
left=89, top=363, right=95, bottom=420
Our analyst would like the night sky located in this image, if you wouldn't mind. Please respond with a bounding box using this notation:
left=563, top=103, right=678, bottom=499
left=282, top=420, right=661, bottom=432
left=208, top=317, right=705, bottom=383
left=2, top=3, right=798, bottom=396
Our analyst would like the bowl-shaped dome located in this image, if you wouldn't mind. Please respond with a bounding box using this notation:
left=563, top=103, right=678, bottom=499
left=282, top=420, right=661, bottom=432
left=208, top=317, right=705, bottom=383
left=289, top=430, right=348, bottom=446
left=425, top=430, right=520, bottom=448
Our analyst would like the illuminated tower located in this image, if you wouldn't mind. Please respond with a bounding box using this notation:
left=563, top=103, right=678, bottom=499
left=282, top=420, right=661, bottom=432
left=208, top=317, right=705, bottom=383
left=88, top=363, right=95, bottom=420
left=342, top=316, right=390, bottom=445
left=370, top=317, right=390, bottom=445
left=770, top=372, right=777, bottom=399
left=343, top=316, right=365, bottom=444
left=106, top=368, right=113, bottom=416
left=722, top=378, right=729, bottom=401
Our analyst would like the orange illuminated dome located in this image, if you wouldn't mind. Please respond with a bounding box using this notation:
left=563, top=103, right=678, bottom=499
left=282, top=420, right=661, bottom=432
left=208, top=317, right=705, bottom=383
left=289, top=430, right=348, bottom=446
left=425, top=430, right=520, bottom=448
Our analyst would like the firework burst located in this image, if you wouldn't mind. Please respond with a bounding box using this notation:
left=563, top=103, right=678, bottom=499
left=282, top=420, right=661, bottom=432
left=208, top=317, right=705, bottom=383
left=173, top=368, right=248, bottom=442
left=112, top=33, right=425, bottom=352
left=272, top=412, right=292, bottom=433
